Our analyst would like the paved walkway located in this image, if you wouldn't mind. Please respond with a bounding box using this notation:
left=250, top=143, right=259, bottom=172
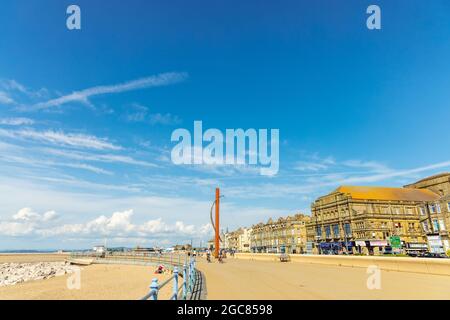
left=196, top=257, right=450, bottom=299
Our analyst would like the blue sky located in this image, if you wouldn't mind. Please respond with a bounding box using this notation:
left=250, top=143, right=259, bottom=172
left=1, top=0, right=450, bottom=250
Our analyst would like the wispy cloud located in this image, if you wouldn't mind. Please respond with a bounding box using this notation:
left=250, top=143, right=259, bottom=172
left=0, top=117, right=34, bottom=126
left=341, top=159, right=390, bottom=173
left=44, top=148, right=157, bottom=167
left=0, top=128, right=121, bottom=150
left=0, top=79, right=49, bottom=101
left=0, top=92, right=15, bottom=105
left=148, top=113, right=182, bottom=125
left=0, top=153, right=114, bottom=176
left=32, top=72, right=188, bottom=109
left=125, top=103, right=182, bottom=126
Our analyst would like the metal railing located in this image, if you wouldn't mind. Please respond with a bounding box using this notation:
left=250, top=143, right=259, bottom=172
left=69, top=251, right=186, bottom=269
left=67, top=252, right=201, bottom=300
left=141, top=257, right=197, bottom=300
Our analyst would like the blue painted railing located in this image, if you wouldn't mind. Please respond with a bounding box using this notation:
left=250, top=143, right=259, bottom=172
left=141, top=257, right=197, bottom=300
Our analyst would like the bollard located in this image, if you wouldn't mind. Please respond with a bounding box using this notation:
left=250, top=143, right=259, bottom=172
left=150, top=278, right=159, bottom=300
left=182, top=264, right=187, bottom=299
left=173, top=267, right=179, bottom=300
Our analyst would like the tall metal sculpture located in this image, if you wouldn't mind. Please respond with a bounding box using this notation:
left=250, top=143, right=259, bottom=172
left=210, top=188, right=221, bottom=258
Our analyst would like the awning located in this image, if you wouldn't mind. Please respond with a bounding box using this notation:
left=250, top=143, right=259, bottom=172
left=369, top=240, right=388, bottom=247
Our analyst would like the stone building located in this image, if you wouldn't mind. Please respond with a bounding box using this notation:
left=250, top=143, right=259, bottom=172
left=405, top=173, right=450, bottom=253
left=238, top=227, right=252, bottom=252
left=223, top=228, right=253, bottom=252
left=306, top=185, right=440, bottom=255
left=250, top=214, right=310, bottom=254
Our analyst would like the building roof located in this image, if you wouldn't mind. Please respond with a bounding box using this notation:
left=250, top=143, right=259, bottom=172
left=336, top=185, right=440, bottom=201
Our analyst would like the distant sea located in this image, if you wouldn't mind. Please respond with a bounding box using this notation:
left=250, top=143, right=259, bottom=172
left=0, top=250, right=59, bottom=254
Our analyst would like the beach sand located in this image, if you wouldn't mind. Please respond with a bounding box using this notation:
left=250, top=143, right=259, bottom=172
left=0, top=253, right=68, bottom=264
left=0, top=254, right=173, bottom=300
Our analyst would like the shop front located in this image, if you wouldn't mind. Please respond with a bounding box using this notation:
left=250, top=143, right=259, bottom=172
left=427, top=235, right=445, bottom=254
left=319, top=242, right=343, bottom=255
left=340, top=241, right=354, bottom=254
left=406, top=243, right=428, bottom=256
left=355, top=240, right=367, bottom=254
left=368, top=240, right=388, bottom=255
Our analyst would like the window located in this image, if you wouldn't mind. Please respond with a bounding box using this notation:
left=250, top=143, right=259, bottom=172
left=394, top=207, right=401, bottom=214
left=344, top=223, right=351, bottom=235
left=332, top=224, right=339, bottom=237
left=433, top=219, right=440, bottom=232
left=437, top=203, right=442, bottom=213
left=422, top=221, right=429, bottom=232
left=448, top=202, right=450, bottom=211
left=325, top=226, right=331, bottom=238
left=407, top=208, right=414, bottom=215
left=316, top=226, right=322, bottom=237
left=429, top=204, right=436, bottom=214
left=420, top=207, right=426, bottom=216
left=439, top=220, right=446, bottom=231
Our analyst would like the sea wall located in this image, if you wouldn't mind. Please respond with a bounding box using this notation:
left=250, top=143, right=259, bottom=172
left=234, top=253, right=450, bottom=276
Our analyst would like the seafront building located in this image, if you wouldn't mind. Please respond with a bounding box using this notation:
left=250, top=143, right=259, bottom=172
left=209, top=173, right=450, bottom=256
left=405, top=173, right=450, bottom=253
left=222, top=228, right=252, bottom=252
left=306, top=173, right=450, bottom=255
left=250, top=214, right=310, bottom=254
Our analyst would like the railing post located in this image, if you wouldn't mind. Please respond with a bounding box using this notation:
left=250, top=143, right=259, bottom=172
left=182, top=264, right=187, bottom=299
left=172, top=267, right=179, bottom=300
left=150, top=278, right=159, bottom=300
left=189, top=259, right=194, bottom=293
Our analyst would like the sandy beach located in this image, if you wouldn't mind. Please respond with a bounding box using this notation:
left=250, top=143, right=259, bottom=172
left=0, top=254, right=173, bottom=300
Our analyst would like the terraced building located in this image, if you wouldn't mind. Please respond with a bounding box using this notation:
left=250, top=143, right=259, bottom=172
left=306, top=184, right=440, bottom=255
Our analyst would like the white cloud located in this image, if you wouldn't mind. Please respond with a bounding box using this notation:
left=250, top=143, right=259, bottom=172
left=44, top=149, right=157, bottom=167
left=0, top=128, right=121, bottom=150
left=12, top=208, right=58, bottom=222
left=33, top=72, right=188, bottom=109
left=0, top=208, right=209, bottom=241
left=0, top=118, right=34, bottom=126
left=0, top=208, right=59, bottom=236
left=0, top=92, right=14, bottom=105
left=0, top=222, right=34, bottom=236
left=13, top=208, right=41, bottom=221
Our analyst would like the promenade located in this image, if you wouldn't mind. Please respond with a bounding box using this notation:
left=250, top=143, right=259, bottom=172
left=196, top=257, right=450, bottom=300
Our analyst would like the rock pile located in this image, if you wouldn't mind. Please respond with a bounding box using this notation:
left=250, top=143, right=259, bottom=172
left=0, top=261, right=78, bottom=287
